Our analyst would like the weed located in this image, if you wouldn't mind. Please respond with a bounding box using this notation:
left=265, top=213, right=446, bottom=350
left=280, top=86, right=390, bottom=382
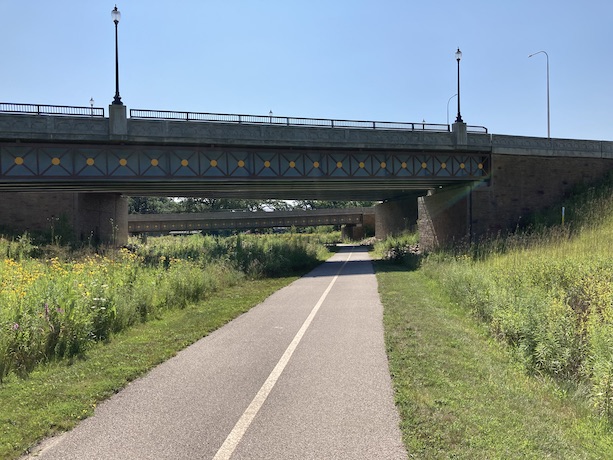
left=0, top=233, right=329, bottom=383
left=418, top=178, right=613, bottom=421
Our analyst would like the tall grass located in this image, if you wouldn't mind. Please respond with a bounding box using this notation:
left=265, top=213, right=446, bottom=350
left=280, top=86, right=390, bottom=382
left=0, top=233, right=330, bottom=383
left=133, top=232, right=329, bottom=277
left=421, top=175, right=613, bottom=420
left=372, top=232, right=420, bottom=268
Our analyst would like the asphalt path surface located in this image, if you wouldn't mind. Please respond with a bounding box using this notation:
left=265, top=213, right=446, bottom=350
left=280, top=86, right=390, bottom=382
left=29, top=246, right=407, bottom=459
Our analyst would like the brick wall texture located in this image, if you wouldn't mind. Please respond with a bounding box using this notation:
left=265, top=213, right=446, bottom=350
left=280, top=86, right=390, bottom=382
left=472, top=154, right=613, bottom=237
left=418, top=153, right=613, bottom=248
left=0, top=192, right=128, bottom=244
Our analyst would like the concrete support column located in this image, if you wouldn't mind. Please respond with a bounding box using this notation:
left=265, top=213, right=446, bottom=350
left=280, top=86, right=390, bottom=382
left=341, top=224, right=354, bottom=241
left=417, top=185, right=471, bottom=251
left=0, top=192, right=128, bottom=246
left=362, top=209, right=376, bottom=237
left=76, top=193, right=128, bottom=246
left=374, top=195, right=420, bottom=239
left=341, top=224, right=364, bottom=241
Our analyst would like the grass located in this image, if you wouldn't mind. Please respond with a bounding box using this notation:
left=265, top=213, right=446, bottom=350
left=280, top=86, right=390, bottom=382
left=377, top=263, right=613, bottom=458
left=0, top=232, right=328, bottom=383
left=0, top=231, right=334, bottom=459
left=420, top=210, right=613, bottom=419
left=0, top=275, right=298, bottom=460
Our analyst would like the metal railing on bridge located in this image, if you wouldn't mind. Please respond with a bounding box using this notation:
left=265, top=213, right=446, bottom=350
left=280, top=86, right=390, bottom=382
left=0, top=102, right=105, bottom=117
left=129, top=108, right=488, bottom=134
left=0, top=102, right=488, bottom=133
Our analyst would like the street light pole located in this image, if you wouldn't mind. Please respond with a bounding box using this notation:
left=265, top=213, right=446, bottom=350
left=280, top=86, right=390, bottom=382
left=455, top=48, right=463, bottom=123
left=111, top=5, right=123, bottom=105
left=529, top=50, right=550, bottom=139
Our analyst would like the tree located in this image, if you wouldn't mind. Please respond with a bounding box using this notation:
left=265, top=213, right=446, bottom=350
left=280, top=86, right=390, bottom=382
left=129, top=197, right=178, bottom=214
left=128, top=197, right=297, bottom=214
left=293, top=200, right=375, bottom=210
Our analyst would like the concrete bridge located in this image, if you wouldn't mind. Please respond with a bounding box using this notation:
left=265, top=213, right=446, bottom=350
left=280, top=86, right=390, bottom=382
left=128, top=208, right=376, bottom=240
left=1, top=102, right=612, bottom=247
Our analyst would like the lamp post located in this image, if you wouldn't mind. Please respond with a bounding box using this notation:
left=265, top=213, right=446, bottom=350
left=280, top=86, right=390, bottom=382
left=90, top=97, right=94, bottom=116
left=529, top=50, right=550, bottom=139
left=455, top=48, right=463, bottom=123
left=447, top=93, right=457, bottom=126
left=111, top=5, right=122, bottom=105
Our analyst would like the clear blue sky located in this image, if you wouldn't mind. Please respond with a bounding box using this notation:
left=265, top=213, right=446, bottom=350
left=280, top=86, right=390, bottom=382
left=2, top=1, right=612, bottom=140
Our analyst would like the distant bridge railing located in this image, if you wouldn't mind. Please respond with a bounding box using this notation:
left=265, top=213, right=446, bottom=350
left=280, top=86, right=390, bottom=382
left=129, top=108, right=488, bottom=133
left=0, top=102, right=105, bottom=117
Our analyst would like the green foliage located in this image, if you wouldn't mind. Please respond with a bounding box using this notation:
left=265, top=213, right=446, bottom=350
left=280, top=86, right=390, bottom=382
left=418, top=177, right=613, bottom=422
left=129, top=196, right=177, bottom=214
left=0, top=234, right=37, bottom=261
left=293, top=199, right=375, bottom=210
left=128, top=197, right=299, bottom=214
left=379, top=265, right=613, bottom=458
left=372, top=232, right=421, bottom=268
left=0, top=233, right=330, bottom=383
left=133, top=233, right=329, bottom=278
left=0, top=275, right=297, bottom=460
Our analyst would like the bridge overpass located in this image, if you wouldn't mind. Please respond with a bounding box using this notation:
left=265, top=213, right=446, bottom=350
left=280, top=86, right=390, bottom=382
left=1, top=102, right=612, bottom=247
left=0, top=103, right=489, bottom=200
left=128, top=208, right=375, bottom=239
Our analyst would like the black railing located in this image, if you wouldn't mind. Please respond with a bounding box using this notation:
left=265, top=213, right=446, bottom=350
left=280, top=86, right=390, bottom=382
left=0, top=102, right=488, bottom=133
left=467, top=125, right=489, bottom=134
left=129, top=109, right=456, bottom=132
left=0, top=102, right=104, bottom=117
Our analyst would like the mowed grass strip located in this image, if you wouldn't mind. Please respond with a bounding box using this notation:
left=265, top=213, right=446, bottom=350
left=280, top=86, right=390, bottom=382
left=0, top=276, right=298, bottom=460
left=377, top=263, right=613, bottom=459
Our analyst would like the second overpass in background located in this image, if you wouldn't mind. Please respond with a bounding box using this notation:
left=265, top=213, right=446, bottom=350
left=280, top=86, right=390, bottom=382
left=128, top=207, right=376, bottom=235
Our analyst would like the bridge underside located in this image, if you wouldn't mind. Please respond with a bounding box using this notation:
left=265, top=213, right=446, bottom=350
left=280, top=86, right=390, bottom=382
left=0, top=136, right=490, bottom=244
left=0, top=142, right=489, bottom=201
left=0, top=179, right=471, bottom=201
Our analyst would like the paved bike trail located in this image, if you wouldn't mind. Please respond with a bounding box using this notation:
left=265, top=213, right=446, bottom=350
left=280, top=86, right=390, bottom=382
left=29, top=246, right=407, bottom=459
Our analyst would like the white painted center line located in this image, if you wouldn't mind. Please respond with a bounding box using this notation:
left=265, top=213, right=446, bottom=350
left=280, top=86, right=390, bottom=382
left=212, top=251, right=353, bottom=460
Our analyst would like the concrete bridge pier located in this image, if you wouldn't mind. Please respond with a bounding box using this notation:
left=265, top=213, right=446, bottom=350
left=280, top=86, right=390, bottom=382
left=417, top=185, right=472, bottom=250
left=374, top=186, right=477, bottom=251
left=341, top=224, right=364, bottom=241
left=0, top=192, right=128, bottom=246
left=374, top=194, right=420, bottom=239
left=75, top=193, right=129, bottom=246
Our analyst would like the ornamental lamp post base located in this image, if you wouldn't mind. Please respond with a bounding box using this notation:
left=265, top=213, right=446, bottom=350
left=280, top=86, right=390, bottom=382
left=452, top=121, right=467, bottom=146
left=109, top=104, right=127, bottom=137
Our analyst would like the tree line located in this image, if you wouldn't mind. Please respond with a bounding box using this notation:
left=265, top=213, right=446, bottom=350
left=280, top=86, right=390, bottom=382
left=129, top=197, right=375, bottom=214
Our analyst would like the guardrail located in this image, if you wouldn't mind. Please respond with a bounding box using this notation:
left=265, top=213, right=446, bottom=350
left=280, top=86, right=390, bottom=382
left=467, top=125, right=489, bottom=134
left=130, top=109, right=458, bottom=133
left=0, top=102, right=104, bottom=117
left=0, top=102, right=488, bottom=133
